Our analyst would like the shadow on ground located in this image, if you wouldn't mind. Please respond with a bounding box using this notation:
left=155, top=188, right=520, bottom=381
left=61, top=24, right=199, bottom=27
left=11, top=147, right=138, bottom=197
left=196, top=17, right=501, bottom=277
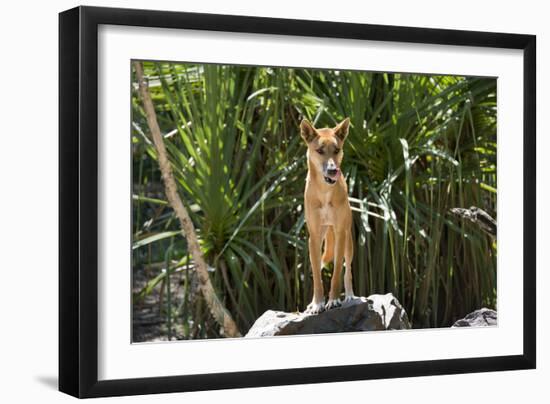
left=35, top=375, right=58, bottom=390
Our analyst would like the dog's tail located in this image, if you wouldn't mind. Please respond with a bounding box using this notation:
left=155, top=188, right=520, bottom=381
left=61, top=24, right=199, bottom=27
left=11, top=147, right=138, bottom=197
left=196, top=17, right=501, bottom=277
left=322, top=227, right=335, bottom=267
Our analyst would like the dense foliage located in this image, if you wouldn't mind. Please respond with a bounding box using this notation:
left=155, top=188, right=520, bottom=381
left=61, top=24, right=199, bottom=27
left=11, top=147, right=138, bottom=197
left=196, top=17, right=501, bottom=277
left=131, top=62, right=497, bottom=339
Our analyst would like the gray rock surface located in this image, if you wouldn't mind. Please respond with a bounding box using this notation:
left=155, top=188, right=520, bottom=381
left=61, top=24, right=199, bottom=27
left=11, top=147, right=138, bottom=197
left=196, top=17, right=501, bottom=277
left=245, top=293, right=411, bottom=338
left=452, top=308, right=497, bottom=327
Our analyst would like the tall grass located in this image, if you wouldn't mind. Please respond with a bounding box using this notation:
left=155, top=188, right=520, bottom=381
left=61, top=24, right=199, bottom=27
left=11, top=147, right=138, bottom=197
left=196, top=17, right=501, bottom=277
left=131, top=62, right=497, bottom=338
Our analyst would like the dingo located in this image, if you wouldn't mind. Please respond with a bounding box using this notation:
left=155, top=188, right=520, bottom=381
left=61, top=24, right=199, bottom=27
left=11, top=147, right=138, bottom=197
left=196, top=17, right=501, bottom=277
left=300, top=118, right=355, bottom=314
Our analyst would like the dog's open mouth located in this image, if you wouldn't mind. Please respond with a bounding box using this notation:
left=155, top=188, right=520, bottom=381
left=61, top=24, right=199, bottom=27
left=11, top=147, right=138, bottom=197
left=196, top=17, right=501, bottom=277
left=323, top=176, right=337, bottom=185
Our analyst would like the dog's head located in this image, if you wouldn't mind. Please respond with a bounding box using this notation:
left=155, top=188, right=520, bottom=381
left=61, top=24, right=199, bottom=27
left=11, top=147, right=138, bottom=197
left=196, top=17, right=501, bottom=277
left=300, top=118, right=350, bottom=185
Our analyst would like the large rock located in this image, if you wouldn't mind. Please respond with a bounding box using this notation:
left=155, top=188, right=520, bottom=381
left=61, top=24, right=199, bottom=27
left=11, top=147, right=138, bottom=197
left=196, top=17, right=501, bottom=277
left=452, top=308, right=497, bottom=327
left=245, top=293, right=410, bottom=338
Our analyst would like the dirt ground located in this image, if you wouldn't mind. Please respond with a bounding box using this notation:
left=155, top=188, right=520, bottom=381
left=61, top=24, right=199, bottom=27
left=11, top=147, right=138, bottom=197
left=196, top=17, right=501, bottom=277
left=132, top=265, right=189, bottom=343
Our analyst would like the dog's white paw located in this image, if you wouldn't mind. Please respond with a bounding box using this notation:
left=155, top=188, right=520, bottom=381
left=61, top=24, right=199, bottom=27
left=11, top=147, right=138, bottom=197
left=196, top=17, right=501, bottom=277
left=325, top=298, right=342, bottom=310
left=342, top=294, right=357, bottom=307
left=305, top=300, right=326, bottom=315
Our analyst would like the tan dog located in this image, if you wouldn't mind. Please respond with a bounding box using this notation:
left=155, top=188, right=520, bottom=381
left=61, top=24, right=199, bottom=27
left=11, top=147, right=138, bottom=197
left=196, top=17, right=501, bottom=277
left=300, top=118, right=355, bottom=314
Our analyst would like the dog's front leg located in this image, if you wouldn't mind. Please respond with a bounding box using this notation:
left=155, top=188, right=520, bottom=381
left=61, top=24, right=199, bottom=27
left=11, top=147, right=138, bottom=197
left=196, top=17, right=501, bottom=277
left=326, top=230, right=344, bottom=310
left=306, top=228, right=326, bottom=314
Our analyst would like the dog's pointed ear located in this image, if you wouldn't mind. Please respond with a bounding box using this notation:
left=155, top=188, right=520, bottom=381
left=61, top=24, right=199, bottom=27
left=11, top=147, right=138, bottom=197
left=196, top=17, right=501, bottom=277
left=300, top=119, right=317, bottom=144
left=334, top=118, right=350, bottom=141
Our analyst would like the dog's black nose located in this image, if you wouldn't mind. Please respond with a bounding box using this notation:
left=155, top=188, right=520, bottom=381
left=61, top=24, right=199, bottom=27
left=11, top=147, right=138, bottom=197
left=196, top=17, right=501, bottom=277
left=327, top=168, right=337, bottom=176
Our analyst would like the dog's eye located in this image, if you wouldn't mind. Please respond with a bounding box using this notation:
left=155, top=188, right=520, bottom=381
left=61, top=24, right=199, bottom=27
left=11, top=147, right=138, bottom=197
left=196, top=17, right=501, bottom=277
left=334, top=148, right=340, bottom=154
left=316, top=149, right=325, bottom=155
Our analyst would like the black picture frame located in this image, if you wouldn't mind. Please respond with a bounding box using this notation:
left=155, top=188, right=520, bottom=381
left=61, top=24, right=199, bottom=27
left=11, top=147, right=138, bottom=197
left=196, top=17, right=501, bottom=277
left=59, top=5, right=536, bottom=398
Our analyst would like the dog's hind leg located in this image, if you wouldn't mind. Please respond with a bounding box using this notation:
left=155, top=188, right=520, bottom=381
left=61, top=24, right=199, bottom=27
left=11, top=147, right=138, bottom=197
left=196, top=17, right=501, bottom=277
left=322, top=226, right=334, bottom=268
left=343, top=229, right=356, bottom=305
